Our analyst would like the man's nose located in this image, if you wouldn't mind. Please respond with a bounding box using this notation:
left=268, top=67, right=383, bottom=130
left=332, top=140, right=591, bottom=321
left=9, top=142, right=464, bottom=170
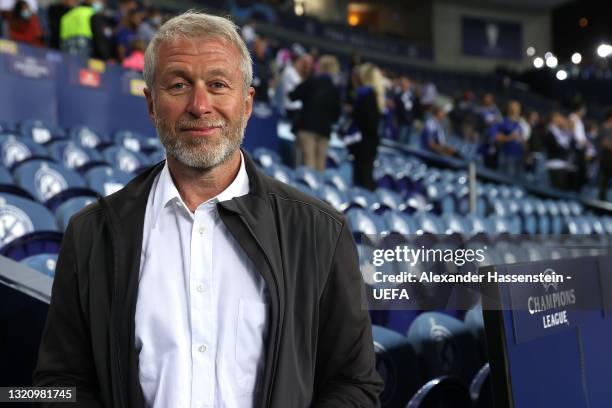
left=187, top=84, right=212, bottom=117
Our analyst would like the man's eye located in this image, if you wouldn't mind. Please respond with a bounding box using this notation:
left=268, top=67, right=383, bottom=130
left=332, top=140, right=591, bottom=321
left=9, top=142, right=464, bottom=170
left=171, top=83, right=187, bottom=90
left=211, top=81, right=227, bottom=89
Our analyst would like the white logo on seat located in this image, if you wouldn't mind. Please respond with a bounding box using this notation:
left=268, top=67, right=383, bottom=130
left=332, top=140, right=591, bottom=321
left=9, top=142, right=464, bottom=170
left=0, top=204, right=34, bottom=245
left=3, top=139, right=31, bottom=167
left=35, top=164, right=68, bottom=200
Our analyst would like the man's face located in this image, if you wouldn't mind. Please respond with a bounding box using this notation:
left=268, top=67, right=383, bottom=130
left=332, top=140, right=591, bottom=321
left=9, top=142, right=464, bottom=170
left=145, top=36, right=254, bottom=170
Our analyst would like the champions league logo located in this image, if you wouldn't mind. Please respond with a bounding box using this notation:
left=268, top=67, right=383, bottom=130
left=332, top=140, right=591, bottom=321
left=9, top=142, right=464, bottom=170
left=118, top=150, right=139, bottom=173
left=429, top=317, right=451, bottom=341
left=3, top=138, right=31, bottom=167
left=63, top=144, right=88, bottom=168
left=0, top=198, right=34, bottom=245
left=35, top=163, right=68, bottom=201
left=528, top=267, right=575, bottom=329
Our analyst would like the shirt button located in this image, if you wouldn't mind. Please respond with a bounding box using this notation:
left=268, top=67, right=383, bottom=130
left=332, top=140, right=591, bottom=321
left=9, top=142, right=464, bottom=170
left=198, top=226, right=205, bottom=235
left=196, top=284, right=204, bottom=293
left=198, top=345, right=207, bottom=353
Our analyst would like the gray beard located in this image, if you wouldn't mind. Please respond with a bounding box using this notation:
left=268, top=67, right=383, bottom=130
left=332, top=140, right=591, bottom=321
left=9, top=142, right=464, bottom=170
left=155, top=112, right=246, bottom=170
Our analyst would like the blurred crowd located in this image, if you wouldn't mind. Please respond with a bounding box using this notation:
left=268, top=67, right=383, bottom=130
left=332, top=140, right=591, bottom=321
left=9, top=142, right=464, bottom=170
left=0, top=0, right=167, bottom=72
left=0, top=1, right=611, bottom=200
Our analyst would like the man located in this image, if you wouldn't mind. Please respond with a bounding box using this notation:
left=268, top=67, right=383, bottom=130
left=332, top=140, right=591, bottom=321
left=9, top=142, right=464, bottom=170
left=598, top=110, right=612, bottom=201
left=420, top=104, right=457, bottom=157
left=33, top=11, right=382, bottom=408
left=492, top=100, right=526, bottom=179
left=393, top=75, right=415, bottom=144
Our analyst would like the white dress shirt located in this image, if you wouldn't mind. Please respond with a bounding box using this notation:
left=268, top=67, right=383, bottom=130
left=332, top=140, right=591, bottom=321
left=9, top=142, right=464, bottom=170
left=135, top=154, right=269, bottom=408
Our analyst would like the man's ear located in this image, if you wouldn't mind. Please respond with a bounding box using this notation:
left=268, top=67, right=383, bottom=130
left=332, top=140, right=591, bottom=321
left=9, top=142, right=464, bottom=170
left=244, top=86, right=255, bottom=120
left=144, top=88, right=155, bottom=122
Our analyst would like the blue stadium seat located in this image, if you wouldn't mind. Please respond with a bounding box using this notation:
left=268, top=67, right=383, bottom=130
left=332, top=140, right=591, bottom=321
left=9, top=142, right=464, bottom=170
left=346, top=208, right=384, bottom=237
left=0, top=134, right=50, bottom=168
left=407, top=375, right=471, bottom=408
left=441, top=214, right=469, bottom=236
left=20, top=119, right=66, bottom=144
left=470, top=363, right=493, bottom=408
left=325, top=148, right=347, bottom=169
left=13, top=159, right=87, bottom=203
left=113, top=130, right=152, bottom=153
left=85, top=165, right=133, bottom=196
left=294, top=166, right=323, bottom=190
left=55, top=196, right=96, bottom=230
left=406, top=311, right=481, bottom=387
left=102, top=146, right=150, bottom=174
left=316, top=185, right=348, bottom=212
left=0, top=166, right=13, bottom=184
left=324, top=168, right=350, bottom=192
left=376, top=188, right=405, bottom=212
left=69, top=125, right=111, bottom=149
left=20, top=253, right=57, bottom=277
left=372, top=325, right=424, bottom=408
left=413, top=212, right=444, bottom=234
left=47, top=140, right=105, bottom=170
left=253, top=147, right=281, bottom=168
left=347, top=186, right=379, bottom=211
left=382, top=211, right=416, bottom=235
left=464, top=304, right=486, bottom=365
left=0, top=193, right=62, bottom=261
left=263, top=163, right=294, bottom=184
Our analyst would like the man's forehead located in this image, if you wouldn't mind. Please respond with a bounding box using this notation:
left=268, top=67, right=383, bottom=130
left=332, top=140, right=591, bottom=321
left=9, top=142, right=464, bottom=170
left=158, top=35, right=237, bottom=56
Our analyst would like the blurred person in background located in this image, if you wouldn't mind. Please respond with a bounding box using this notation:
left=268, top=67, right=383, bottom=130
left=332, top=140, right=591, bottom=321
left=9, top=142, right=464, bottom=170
left=7, top=0, right=43, bottom=46
left=60, top=0, right=103, bottom=57
left=121, top=37, right=144, bottom=71
left=545, top=111, right=574, bottom=191
left=568, top=101, right=589, bottom=191
left=349, top=62, right=384, bottom=190
left=449, top=90, right=478, bottom=142
left=289, top=55, right=341, bottom=171
left=420, top=104, right=457, bottom=157
left=598, top=110, right=612, bottom=201
left=90, top=0, right=117, bottom=61
left=476, top=92, right=502, bottom=139
left=115, top=6, right=145, bottom=61
left=47, top=0, right=76, bottom=49
left=137, top=6, right=162, bottom=46
left=251, top=35, right=274, bottom=103
left=493, top=100, right=526, bottom=179
left=393, top=75, right=416, bottom=144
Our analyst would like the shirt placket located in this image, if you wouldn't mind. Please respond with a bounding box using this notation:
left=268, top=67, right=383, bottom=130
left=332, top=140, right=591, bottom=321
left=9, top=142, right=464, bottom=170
left=190, top=204, right=216, bottom=408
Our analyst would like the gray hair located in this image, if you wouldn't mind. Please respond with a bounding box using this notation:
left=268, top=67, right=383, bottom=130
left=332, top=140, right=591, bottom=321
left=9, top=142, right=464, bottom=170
left=143, top=10, right=253, bottom=93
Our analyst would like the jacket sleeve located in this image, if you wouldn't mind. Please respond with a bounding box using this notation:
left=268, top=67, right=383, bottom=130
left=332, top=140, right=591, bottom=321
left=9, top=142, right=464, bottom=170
left=33, top=220, right=104, bottom=407
left=312, top=220, right=383, bottom=407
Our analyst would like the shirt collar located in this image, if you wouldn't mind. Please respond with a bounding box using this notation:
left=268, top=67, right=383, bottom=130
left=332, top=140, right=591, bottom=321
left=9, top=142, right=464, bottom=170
left=151, top=152, right=249, bottom=225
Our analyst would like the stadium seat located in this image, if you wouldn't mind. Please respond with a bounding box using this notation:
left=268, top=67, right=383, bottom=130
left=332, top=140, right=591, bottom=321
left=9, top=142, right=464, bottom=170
left=470, top=363, right=493, bottom=408
left=69, top=125, right=111, bottom=149
left=12, top=159, right=87, bottom=203
left=47, top=140, right=105, bottom=170
left=347, top=186, right=380, bottom=211
left=316, top=185, right=348, bottom=212
left=113, top=130, right=152, bottom=153
left=263, top=163, right=294, bottom=184
left=294, top=165, right=323, bottom=190
left=85, top=165, right=133, bottom=196
left=0, top=193, right=58, bottom=248
left=55, top=196, right=96, bottom=230
left=346, top=208, right=384, bottom=238
left=407, top=375, right=471, bottom=408
left=20, top=119, right=66, bottom=144
left=382, top=211, right=417, bottom=235
left=372, top=325, right=424, bottom=408
left=0, top=134, right=50, bottom=169
left=20, top=253, right=58, bottom=277
left=406, top=312, right=481, bottom=386
left=376, top=188, right=405, bottom=213
left=102, top=146, right=150, bottom=174
left=253, top=147, right=281, bottom=168
left=324, top=168, right=350, bottom=192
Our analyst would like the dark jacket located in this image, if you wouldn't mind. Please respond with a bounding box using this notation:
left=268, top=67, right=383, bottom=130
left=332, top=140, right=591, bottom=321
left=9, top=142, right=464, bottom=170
left=33, top=152, right=383, bottom=407
left=289, top=74, right=342, bottom=138
left=353, top=86, right=380, bottom=148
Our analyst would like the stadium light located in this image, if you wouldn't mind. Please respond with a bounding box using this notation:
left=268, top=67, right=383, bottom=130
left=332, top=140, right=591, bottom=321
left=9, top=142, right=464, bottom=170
left=556, top=70, right=568, bottom=80
left=571, top=52, right=582, bottom=64
left=544, top=51, right=553, bottom=59
left=526, top=47, right=536, bottom=56
left=533, top=57, right=544, bottom=69
left=597, top=44, right=612, bottom=58
left=545, top=55, right=558, bottom=68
